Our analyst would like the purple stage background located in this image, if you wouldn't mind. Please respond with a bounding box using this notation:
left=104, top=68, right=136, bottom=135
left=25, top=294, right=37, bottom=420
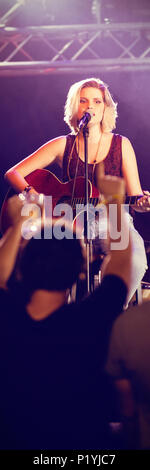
left=0, top=70, right=150, bottom=241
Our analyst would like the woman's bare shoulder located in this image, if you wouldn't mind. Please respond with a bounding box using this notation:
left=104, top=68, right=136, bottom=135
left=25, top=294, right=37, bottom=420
left=121, top=135, right=133, bottom=147
left=43, top=134, right=67, bottom=155
left=43, top=134, right=68, bottom=165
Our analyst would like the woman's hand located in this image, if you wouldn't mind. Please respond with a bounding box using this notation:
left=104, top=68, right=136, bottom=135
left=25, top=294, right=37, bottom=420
left=134, top=190, right=150, bottom=212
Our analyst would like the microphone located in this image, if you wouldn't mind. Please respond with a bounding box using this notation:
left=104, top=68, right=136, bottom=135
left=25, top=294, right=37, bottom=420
left=78, top=111, right=93, bottom=130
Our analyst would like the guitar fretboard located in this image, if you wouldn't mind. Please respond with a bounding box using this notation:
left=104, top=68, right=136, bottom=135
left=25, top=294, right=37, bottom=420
left=71, top=195, right=142, bottom=210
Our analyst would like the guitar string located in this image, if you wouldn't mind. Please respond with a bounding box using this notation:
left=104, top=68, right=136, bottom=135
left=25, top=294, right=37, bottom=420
left=70, top=134, right=80, bottom=209
left=70, top=132, right=103, bottom=209
left=67, top=135, right=77, bottom=181
left=91, top=133, right=103, bottom=186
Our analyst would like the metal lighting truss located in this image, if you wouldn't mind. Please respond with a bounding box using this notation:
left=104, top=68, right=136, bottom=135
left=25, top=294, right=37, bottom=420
left=0, top=19, right=150, bottom=75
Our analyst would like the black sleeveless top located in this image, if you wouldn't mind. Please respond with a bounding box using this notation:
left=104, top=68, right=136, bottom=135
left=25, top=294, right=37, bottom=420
left=62, top=133, right=123, bottom=183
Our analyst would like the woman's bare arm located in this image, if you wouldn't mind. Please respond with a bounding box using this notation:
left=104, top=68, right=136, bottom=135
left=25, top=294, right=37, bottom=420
left=122, top=137, right=150, bottom=211
left=122, top=137, right=143, bottom=196
left=4, top=136, right=67, bottom=193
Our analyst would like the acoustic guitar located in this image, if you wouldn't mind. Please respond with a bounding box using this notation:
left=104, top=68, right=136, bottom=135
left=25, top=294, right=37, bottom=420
left=0, top=168, right=143, bottom=234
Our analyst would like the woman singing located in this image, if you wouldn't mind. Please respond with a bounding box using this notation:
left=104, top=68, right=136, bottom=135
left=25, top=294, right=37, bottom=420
left=4, top=77, right=149, bottom=302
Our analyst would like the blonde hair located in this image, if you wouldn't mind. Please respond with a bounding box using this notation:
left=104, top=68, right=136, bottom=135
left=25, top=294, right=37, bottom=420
left=64, top=77, right=118, bottom=133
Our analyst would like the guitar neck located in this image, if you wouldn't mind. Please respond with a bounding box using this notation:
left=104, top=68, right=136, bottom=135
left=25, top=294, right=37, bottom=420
left=125, top=195, right=143, bottom=205
left=71, top=195, right=142, bottom=209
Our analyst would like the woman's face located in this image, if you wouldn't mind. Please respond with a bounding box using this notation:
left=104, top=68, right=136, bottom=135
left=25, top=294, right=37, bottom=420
left=77, top=86, right=105, bottom=127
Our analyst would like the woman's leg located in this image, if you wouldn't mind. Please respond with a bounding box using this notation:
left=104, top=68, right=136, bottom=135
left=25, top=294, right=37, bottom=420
left=126, top=217, right=147, bottom=304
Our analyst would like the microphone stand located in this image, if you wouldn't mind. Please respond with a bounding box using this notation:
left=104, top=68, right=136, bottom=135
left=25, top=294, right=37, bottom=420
left=82, top=125, right=93, bottom=294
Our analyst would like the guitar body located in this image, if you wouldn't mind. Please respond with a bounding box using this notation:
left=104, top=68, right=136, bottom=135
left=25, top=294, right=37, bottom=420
left=26, top=169, right=99, bottom=199
left=0, top=169, right=100, bottom=233
left=0, top=168, right=143, bottom=234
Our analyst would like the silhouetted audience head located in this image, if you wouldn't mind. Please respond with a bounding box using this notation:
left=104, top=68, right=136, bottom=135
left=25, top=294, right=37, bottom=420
left=18, top=223, right=84, bottom=301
